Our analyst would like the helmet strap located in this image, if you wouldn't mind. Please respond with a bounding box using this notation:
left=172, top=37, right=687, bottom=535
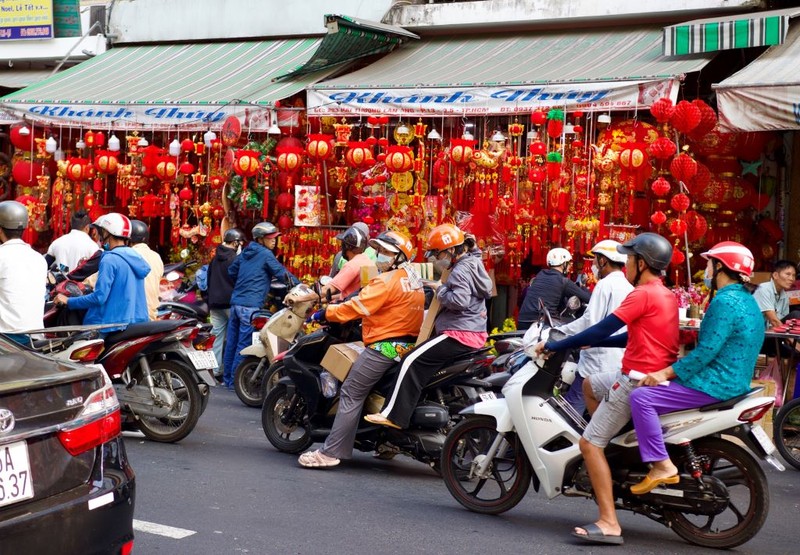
left=632, top=255, right=644, bottom=286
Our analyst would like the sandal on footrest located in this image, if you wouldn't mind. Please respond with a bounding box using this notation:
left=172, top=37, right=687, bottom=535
left=298, top=449, right=340, bottom=469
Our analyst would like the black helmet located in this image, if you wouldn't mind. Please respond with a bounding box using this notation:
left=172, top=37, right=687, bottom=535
left=617, top=232, right=672, bottom=271
left=252, top=221, right=280, bottom=239
left=0, top=200, right=28, bottom=231
left=130, top=220, right=149, bottom=244
left=336, top=226, right=368, bottom=252
left=223, top=228, right=246, bottom=244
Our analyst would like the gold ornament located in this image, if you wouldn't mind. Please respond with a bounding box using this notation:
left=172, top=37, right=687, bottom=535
left=391, top=172, right=414, bottom=192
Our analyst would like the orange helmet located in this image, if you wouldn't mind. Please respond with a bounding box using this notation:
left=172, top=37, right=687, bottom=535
left=369, top=230, right=415, bottom=261
left=425, top=224, right=465, bottom=257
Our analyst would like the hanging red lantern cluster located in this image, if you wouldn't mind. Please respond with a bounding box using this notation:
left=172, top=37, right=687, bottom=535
left=384, top=146, right=414, bottom=173
left=649, top=98, right=674, bottom=123
left=670, top=100, right=702, bottom=134
left=669, top=153, right=698, bottom=183
left=647, top=137, right=677, bottom=161
left=234, top=149, right=262, bottom=177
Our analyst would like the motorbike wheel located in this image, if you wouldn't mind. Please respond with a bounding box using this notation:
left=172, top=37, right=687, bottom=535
left=262, top=383, right=312, bottom=454
left=134, top=360, right=202, bottom=443
left=774, top=397, right=800, bottom=470
left=665, top=437, right=769, bottom=549
left=234, top=356, right=271, bottom=408
left=440, top=416, right=531, bottom=515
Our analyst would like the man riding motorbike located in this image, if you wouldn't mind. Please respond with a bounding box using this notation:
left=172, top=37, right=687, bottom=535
left=298, top=230, right=425, bottom=468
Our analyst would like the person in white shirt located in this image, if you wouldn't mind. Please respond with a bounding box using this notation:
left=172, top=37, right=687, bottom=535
left=0, top=201, right=47, bottom=344
left=46, top=211, right=101, bottom=271
left=550, top=240, right=633, bottom=415
left=129, top=220, right=165, bottom=321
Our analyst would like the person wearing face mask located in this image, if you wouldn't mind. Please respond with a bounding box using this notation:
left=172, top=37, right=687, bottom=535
left=517, top=247, right=591, bottom=330
left=329, top=222, right=377, bottom=278
left=298, top=230, right=425, bottom=468
left=364, top=224, right=494, bottom=431
left=206, top=228, right=245, bottom=374
left=542, top=240, right=633, bottom=416
left=0, top=201, right=47, bottom=345
left=55, top=213, right=150, bottom=335
left=628, top=242, right=762, bottom=495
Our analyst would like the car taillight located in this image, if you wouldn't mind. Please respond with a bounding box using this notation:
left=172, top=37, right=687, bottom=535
left=121, top=540, right=134, bottom=555
left=252, top=316, right=269, bottom=330
left=738, top=400, right=774, bottom=423
left=57, top=375, right=121, bottom=456
left=193, top=334, right=215, bottom=351
left=69, top=341, right=105, bottom=363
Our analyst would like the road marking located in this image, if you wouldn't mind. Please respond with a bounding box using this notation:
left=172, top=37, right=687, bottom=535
left=133, top=519, right=196, bottom=539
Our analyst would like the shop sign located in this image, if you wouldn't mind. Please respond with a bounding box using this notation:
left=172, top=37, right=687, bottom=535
left=0, top=102, right=273, bottom=130
left=308, top=79, right=679, bottom=117
left=717, top=85, right=800, bottom=132
left=0, top=0, right=53, bottom=41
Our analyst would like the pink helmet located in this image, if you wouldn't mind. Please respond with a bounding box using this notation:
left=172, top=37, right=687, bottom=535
left=701, top=241, right=754, bottom=277
left=91, top=213, right=132, bottom=239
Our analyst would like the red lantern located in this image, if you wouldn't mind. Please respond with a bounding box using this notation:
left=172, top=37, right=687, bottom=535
left=181, top=138, right=195, bottom=153
left=649, top=98, right=674, bottom=123
left=155, top=157, right=177, bottom=182
left=9, top=125, right=34, bottom=151
left=84, top=130, right=96, bottom=148
left=235, top=150, right=262, bottom=177
left=696, top=176, right=726, bottom=207
left=618, top=143, right=650, bottom=188
left=345, top=142, right=375, bottom=169
left=669, top=153, right=697, bottom=183
left=733, top=132, right=772, bottom=161
left=180, top=162, right=195, bottom=175
left=669, top=218, right=687, bottom=236
left=93, top=131, right=106, bottom=148
left=528, top=167, right=545, bottom=184
left=178, top=185, right=193, bottom=201
left=449, top=139, right=475, bottom=167
left=685, top=210, right=708, bottom=243
left=94, top=151, right=119, bottom=175
left=278, top=214, right=293, bottom=230
left=210, top=175, right=225, bottom=190
left=670, top=100, right=702, bottom=134
left=650, top=176, right=671, bottom=197
left=650, top=211, right=667, bottom=225
left=689, top=99, right=717, bottom=138
left=529, top=140, right=546, bottom=156
left=687, top=162, right=710, bottom=192
left=530, top=110, right=546, bottom=126
left=384, top=146, right=414, bottom=173
left=671, top=247, right=685, bottom=266
left=670, top=193, right=691, bottom=213
left=306, top=134, right=333, bottom=162
left=647, top=137, right=677, bottom=161
left=276, top=192, right=293, bottom=211
left=11, top=160, right=44, bottom=187
left=66, top=158, right=89, bottom=181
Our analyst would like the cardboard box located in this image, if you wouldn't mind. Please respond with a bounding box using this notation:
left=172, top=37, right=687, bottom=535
left=751, top=379, right=777, bottom=439
left=417, top=270, right=449, bottom=343
left=321, top=341, right=365, bottom=382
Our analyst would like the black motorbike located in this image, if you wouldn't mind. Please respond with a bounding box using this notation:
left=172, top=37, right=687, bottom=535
left=261, top=321, right=497, bottom=469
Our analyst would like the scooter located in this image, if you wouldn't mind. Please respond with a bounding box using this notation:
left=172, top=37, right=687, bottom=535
left=261, top=320, right=497, bottom=470
left=439, top=317, right=784, bottom=549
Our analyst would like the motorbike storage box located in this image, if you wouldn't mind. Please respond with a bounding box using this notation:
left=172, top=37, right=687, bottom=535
left=321, top=341, right=365, bottom=381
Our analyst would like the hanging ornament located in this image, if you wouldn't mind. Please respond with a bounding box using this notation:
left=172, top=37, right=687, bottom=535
left=669, top=153, right=698, bottom=184
left=306, top=134, right=334, bottom=162
left=669, top=218, right=687, bottom=236
left=345, top=142, right=375, bottom=169
left=670, top=192, right=691, bottom=213
left=384, top=146, right=414, bottom=173
left=670, top=247, right=686, bottom=266
left=647, top=137, right=677, bottom=161
left=449, top=138, right=475, bottom=166
left=529, top=140, right=547, bottom=157
left=670, top=100, right=702, bottom=134
left=530, top=110, right=547, bottom=127
left=546, top=109, right=565, bottom=138
left=650, top=210, right=667, bottom=225
left=545, top=152, right=563, bottom=181
left=234, top=150, right=261, bottom=177
left=649, top=97, right=674, bottom=124
left=650, top=176, right=671, bottom=197
left=94, top=151, right=119, bottom=175
left=689, top=99, right=717, bottom=138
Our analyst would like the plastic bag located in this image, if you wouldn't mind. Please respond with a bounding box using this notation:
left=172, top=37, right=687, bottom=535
left=320, top=371, right=339, bottom=398
left=757, top=358, right=784, bottom=407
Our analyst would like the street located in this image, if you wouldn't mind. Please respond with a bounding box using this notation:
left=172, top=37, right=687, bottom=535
left=126, top=388, right=798, bottom=555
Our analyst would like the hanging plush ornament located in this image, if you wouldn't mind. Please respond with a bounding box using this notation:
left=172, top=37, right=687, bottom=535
left=545, top=152, right=563, bottom=181
left=649, top=98, right=674, bottom=124
left=546, top=109, right=565, bottom=138
left=670, top=100, right=702, bottom=135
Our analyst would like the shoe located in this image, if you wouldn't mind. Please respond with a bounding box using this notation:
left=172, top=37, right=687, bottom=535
left=298, top=449, right=340, bottom=468
left=630, top=472, right=680, bottom=495
left=364, top=414, right=402, bottom=429
left=571, top=523, right=624, bottom=545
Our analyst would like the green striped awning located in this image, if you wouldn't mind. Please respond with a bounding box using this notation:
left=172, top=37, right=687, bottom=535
left=664, top=8, right=800, bottom=56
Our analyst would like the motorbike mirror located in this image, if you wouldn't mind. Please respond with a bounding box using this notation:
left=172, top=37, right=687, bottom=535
left=164, top=270, right=182, bottom=282
left=538, top=298, right=554, bottom=328
left=319, top=276, right=332, bottom=287
left=47, top=272, right=57, bottom=286
left=566, top=295, right=581, bottom=311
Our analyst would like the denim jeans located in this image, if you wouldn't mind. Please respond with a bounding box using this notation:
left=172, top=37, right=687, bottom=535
left=209, top=308, right=230, bottom=375
left=223, top=305, right=257, bottom=388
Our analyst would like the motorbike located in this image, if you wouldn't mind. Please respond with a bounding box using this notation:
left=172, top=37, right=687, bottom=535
left=158, top=261, right=209, bottom=321
left=774, top=396, right=800, bottom=470
left=439, top=317, right=784, bottom=549
left=261, top=320, right=497, bottom=469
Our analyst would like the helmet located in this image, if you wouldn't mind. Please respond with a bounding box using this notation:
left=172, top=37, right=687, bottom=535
left=588, top=240, right=627, bottom=264
left=252, top=221, right=280, bottom=239
left=129, top=220, right=149, bottom=244
left=223, top=228, right=246, bottom=244
left=352, top=222, right=370, bottom=240
left=336, top=225, right=368, bottom=251
left=701, top=241, right=755, bottom=277
left=617, top=232, right=672, bottom=271
left=425, top=224, right=465, bottom=257
left=546, top=247, right=572, bottom=267
left=0, top=200, right=28, bottom=231
left=91, top=213, right=132, bottom=239
left=369, top=230, right=415, bottom=261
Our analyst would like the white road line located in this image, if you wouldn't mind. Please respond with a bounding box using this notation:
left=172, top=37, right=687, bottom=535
left=133, top=519, right=196, bottom=539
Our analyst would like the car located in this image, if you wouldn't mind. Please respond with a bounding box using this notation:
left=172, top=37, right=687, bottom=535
left=0, top=335, right=135, bottom=554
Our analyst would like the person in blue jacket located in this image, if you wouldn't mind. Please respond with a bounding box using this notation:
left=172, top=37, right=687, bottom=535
left=222, top=221, right=293, bottom=389
left=55, top=213, right=150, bottom=334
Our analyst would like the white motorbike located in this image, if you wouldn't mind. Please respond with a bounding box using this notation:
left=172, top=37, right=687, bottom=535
left=440, top=321, right=784, bottom=549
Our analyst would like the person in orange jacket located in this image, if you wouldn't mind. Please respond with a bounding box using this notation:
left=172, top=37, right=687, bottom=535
left=298, top=230, right=425, bottom=468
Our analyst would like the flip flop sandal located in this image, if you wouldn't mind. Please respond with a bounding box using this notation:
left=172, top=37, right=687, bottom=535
left=571, top=523, right=624, bottom=545
left=364, top=414, right=402, bottom=429
left=298, top=449, right=340, bottom=468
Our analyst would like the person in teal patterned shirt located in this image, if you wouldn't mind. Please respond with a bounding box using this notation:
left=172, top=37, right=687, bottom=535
left=627, top=241, right=764, bottom=495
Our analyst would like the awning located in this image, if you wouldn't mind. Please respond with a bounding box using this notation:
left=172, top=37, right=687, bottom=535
left=0, top=69, right=60, bottom=89
left=715, top=23, right=800, bottom=131
left=307, top=26, right=713, bottom=117
left=0, top=16, right=415, bottom=130
left=663, top=7, right=800, bottom=56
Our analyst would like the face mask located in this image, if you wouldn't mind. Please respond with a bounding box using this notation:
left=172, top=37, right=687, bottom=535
left=376, top=253, right=394, bottom=270
left=704, top=277, right=713, bottom=289
left=591, top=263, right=600, bottom=279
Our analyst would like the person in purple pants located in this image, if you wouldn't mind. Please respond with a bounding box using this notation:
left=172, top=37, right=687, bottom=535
left=629, top=241, right=764, bottom=494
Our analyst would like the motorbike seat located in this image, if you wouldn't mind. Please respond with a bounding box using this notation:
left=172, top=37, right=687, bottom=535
left=104, top=319, right=196, bottom=346
left=698, top=388, right=758, bottom=412
left=159, top=300, right=208, bottom=316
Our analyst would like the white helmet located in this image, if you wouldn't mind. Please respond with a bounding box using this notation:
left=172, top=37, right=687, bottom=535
left=546, top=247, right=572, bottom=267
left=91, top=213, right=132, bottom=239
left=588, top=240, right=628, bottom=264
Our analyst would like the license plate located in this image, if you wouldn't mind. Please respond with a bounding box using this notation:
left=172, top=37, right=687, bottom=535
left=750, top=424, right=777, bottom=455
left=0, top=441, right=34, bottom=508
left=479, top=391, right=497, bottom=401
left=186, top=350, right=218, bottom=370
left=252, top=332, right=261, bottom=346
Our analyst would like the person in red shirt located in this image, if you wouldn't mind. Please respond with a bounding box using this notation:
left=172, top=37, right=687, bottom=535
left=537, top=232, right=678, bottom=546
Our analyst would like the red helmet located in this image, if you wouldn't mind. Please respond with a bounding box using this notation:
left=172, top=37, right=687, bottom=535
left=701, top=241, right=754, bottom=277
left=425, top=224, right=465, bottom=257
